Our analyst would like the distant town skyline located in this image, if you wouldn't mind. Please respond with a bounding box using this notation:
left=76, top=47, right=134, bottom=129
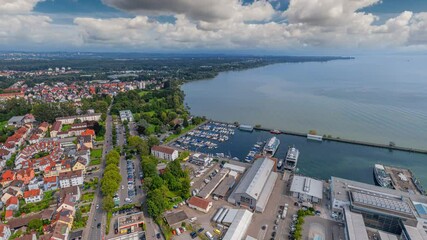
left=1, top=0, right=427, bottom=53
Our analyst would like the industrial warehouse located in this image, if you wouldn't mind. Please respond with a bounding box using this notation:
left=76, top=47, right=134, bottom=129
left=228, top=157, right=278, bottom=212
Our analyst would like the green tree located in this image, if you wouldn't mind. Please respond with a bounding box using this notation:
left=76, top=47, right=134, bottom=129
left=101, top=178, right=119, bottom=196
left=183, top=117, right=189, bottom=128
left=147, top=135, right=160, bottom=149
left=28, top=219, right=43, bottom=230
left=102, top=195, right=115, bottom=211
left=75, top=209, right=83, bottom=222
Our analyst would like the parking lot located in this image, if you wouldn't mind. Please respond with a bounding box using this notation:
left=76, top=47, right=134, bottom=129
left=169, top=197, right=236, bottom=240
left=302, top=216, right=345, bottom=240
left=246, top=172, right=298, bottom=240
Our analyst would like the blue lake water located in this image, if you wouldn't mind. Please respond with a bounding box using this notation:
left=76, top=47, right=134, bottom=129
left=182, top=55, right=427, bottom=150
left=181, top=55, right=427, bottom=186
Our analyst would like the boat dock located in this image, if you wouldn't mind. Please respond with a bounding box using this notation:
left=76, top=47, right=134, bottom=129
left=384, top=165, right=425, bottom=195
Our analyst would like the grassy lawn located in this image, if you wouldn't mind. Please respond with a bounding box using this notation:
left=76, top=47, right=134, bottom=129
left=165, top=124, right=197, bottom=143
left=95, top=135, right=105, bottom=141
left=17, top=190, right=55, bottom=215
left=72, top=216, right=88, bottom=230
left=81, top=192, right=95, bottom=202
left=83, top=177, right=99, bottom=190
left=90, top=149, right=102, bottom=166
left=79, top=204, right=92, bottom=214
left=61, top=124, right=71, bottom=132
left=91, top=149, right=102, bottom=158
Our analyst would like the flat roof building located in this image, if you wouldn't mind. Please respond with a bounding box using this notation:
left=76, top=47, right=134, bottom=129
left=290, top=175, right=323, bottom=203
left=164, top=210, right=188, bottom=227
left=330, top=177, right=427, bottom=240
left=198, top=168, right=229, bottom=199
left=117, top=212, right=144, bottom=234
left=229, top=157, right=278, bottom=212
left=119, top=110, right=134, bottom=122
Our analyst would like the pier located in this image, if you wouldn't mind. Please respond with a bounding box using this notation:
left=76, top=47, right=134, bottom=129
left=246, top=123, right=427, bottom=155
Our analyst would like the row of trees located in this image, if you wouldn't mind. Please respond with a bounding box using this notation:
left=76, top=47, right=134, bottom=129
left=101, top=150, right=121, bottom=211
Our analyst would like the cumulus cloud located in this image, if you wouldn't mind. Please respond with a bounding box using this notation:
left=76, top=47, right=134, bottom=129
left=0, top=0, right=41, bottom=14
left=1, top=0, right=427, bottom=51
left=102, top=0, right=276, bottom=22
left=0, top=0, right=81, bottom=48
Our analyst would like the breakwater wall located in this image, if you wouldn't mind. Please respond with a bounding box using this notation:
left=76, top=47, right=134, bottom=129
left=209, top=119, right=427, bottom=155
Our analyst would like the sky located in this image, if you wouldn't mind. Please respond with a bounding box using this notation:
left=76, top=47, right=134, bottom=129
left=1, top=0, right=427, bottom=53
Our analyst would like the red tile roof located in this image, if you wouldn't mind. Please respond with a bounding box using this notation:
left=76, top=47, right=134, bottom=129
left=81, top=129, right=95, bottom=136
left=187, top=196, right=212, bottom=210
left=0, top=148, right=10, bottom=156
left=152, top=145, right=176, bottom=155
left=24, top=189, right=41, bottom=198
left=44, top=176, right=57, bottom=183
left=5, top=210, right=13, bottom=219
left=6, top=196, right=18, bottom=206
left=1, top=170, right=15, bottom=181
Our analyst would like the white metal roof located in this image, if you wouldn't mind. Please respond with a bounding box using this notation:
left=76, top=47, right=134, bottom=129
left=290, top=175, right=323, bottom=200
left=222, top=210, right=253, bottom=240
left=256, top=171, right=278, bottom=212
left=222, top=208, right=238, bottom=224
left=234, top=157, right=274, bottom=200
left=223, top=163, right=246, bottom=173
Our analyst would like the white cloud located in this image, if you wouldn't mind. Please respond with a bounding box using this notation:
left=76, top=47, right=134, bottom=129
left=1, top=0, right=427, bottom=51
left=0, top=0, right=41, bottom=14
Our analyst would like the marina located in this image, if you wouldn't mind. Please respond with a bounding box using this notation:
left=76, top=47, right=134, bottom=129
left=172, top=121, right=235, bottom=150
left=168, top=121, right=427, bottom=188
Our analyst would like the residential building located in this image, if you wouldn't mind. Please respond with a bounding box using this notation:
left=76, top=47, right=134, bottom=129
left=59, top=186, right=81, bottom=202
left=76, top=135, right=93, bottom=150
left=24, top=189, right=43, bottom=203
left=0, top=170, right=15, bottom=186
left=187, top=196, right=213, bottom=213
left=58, top=170, right=83, bottom=188
left=7, top=116, right=25, bottom=127
left=0, top=149, right=11, bottom=161
left=5, top=196, right=19, bottom=211
left=16, top=168, right=35, bottom=184
left=44, top=176, right=58, bottom=191
left=55, top=113, right=101, bottom=125
left=151, top=145, right=179, bottom=161
left=0, top=223, right=11, bottom=240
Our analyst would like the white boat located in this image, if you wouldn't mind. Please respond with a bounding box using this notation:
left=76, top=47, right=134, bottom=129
left=307, top=134, right=323, bottom=141
left=374, top=164, right=393, bottom=188
left=263, top=136, right=280, bottom=156
left=284, top=146, right=299, bottom=172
